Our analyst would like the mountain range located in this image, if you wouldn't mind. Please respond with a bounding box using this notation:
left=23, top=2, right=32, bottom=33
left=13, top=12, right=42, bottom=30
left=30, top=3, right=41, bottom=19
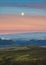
left=0, top=32, right=46, bottom=47
left=0, top=32, right=46, bottom=40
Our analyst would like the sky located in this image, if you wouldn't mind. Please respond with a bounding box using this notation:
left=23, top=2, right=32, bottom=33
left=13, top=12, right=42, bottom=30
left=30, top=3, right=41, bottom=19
left=0, top=0, right=46, bottom=34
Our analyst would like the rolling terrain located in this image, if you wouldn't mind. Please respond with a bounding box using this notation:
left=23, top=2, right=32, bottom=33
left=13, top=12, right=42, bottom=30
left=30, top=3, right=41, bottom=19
left=0, top=46, right=46, bottom=65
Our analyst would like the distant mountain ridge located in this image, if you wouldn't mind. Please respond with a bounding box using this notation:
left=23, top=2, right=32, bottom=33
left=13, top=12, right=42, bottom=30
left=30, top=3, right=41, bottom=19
left=0, top=32, right=46, bottom=47
left=0, top=32, right=46, bottom=40
left=0, top=38, right=46, bottom=47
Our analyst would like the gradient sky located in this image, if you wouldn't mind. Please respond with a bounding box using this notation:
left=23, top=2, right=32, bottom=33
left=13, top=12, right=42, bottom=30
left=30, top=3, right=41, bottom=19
left=0, top=0, right=46, bottom=34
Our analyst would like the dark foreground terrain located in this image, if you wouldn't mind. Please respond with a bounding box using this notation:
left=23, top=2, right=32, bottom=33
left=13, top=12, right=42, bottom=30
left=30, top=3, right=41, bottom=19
left=0, top=46, right=46, bottom=65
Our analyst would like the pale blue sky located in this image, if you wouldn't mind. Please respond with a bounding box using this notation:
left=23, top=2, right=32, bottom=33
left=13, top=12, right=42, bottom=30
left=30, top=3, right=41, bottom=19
left=0, top=0, right=46, bottom=4
left=0, top=7, right=46, bottom=16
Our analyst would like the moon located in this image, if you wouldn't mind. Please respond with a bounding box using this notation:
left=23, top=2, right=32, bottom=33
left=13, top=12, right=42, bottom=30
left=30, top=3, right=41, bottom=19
left=21, top=12, right=25, bottom=16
